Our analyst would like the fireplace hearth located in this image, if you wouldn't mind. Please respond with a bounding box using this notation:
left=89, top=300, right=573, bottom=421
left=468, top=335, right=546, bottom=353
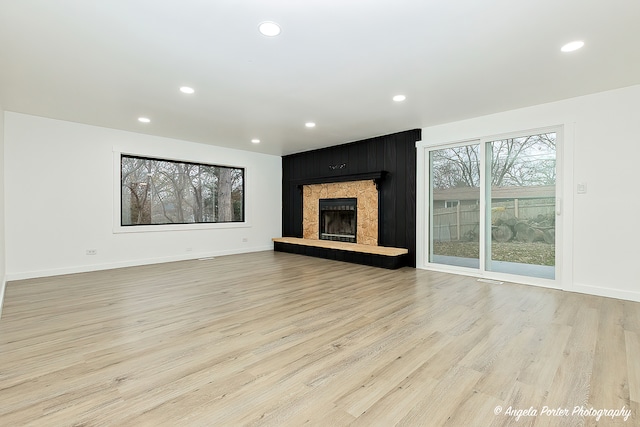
left=319, top=198, right=357, bottom=243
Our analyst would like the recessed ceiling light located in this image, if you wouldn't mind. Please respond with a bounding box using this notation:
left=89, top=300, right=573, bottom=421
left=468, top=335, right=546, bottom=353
left=251, top=139, right=260, bottom=144
left=393, top=94, right=406, bottom=102
left=180, top=86, right=195, bottom=94
left=305, top=122, right=316, bottom=128
left=138, top=117, right=151, bottom=123
left=259, top=21, right=281, bottom=37
left=561, top=40, right=584, bottom=52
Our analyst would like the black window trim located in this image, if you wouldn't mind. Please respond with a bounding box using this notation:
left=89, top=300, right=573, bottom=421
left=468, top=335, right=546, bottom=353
left=120, top=153, right=246, bottom=227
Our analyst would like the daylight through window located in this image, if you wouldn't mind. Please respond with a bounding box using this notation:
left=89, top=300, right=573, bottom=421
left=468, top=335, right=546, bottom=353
left=428, top=130, right=557, bottom=279
left=121, top=155, right=244, bottom=226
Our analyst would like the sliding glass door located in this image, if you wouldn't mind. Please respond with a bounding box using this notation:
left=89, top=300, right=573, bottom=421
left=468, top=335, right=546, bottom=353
left=486, top=132, right=556, bottom=279
left=428, top=130, right=558, bottom=281
left=429, top=142, right=481, bottom=269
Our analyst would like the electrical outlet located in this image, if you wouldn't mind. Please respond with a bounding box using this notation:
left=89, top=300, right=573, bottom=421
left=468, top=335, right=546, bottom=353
left=242, top=237, right=248, bottom=243
left=86, top=249, right=97, bottom=255
left=186, top=247, right=193, bottom=252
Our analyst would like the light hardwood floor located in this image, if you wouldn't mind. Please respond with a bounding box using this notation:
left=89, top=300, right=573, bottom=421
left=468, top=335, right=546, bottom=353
left=1, top=251, right=638, bottom=426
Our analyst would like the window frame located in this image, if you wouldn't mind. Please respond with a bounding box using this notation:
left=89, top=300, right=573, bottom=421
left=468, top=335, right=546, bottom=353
left=418, top=125, right=563, bottom=288
left=113, top=149, right=250, bottom=233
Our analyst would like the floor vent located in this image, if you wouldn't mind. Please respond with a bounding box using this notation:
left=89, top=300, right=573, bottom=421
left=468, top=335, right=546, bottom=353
left=477, top=278, right=504, bottom=285
left=198, top=257, right=216, bottom=261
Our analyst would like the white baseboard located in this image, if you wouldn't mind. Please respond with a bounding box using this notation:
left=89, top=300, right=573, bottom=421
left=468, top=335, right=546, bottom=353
left=418, top=267, right=640, bottom=303
left=416, top=265, right=562, bottom=291
left=570, top=282, right=640, bottom=303
left=4, top=246, right=274, bottom=282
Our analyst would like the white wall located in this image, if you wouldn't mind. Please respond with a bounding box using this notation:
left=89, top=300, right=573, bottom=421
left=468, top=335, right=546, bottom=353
left=0, top=109, right=6, bottom=315
left=4, top=112, right=282, bottom=280
left=418, top=84, right=640, bottom=302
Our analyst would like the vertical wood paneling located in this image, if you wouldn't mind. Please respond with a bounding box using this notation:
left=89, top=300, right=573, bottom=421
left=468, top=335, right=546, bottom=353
left=405, top=135, right=417, bottom=266
left=318, top=150, right=329, bottom=178
left=395, top=139, right=408, bottom=247
left=356, top=141, right=368, bottom=174
left=381, top=139, right=396, bottom=247
left=367, top=139, right=379, bottom=171
left=282, top=157, right=291, bottom=236
left=292, top=184, right=303, bottom=237
left=347, top=143, right=359, bottom=175
left=281, top=129, right=421, bottom=265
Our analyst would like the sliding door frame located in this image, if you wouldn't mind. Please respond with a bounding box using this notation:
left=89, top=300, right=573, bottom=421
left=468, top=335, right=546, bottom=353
left=418, top=125, right=564, bottom=289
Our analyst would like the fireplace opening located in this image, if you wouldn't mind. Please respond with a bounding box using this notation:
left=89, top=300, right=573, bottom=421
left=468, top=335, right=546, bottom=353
left=319, top=198, right=357, bottom=243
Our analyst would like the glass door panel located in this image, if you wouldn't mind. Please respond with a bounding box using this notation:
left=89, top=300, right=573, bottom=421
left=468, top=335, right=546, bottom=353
left=486, top=132, right=556, bottom=279
left=429, top=143, right=481, bottom=268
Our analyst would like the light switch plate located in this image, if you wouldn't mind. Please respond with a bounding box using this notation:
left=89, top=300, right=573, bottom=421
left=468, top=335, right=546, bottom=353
left=577, top=183, right=587, bottom=194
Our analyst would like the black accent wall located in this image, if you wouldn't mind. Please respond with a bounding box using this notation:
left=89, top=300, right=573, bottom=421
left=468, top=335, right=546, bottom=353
left=282, top=129, right=421, bottom=267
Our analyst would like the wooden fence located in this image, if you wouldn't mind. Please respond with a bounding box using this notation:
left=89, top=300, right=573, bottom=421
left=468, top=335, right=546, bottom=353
left=432, top=199, right=554, bottom=242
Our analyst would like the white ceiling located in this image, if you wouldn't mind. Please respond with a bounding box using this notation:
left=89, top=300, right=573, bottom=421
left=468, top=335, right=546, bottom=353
left=1, top=0, right=639, bottom=156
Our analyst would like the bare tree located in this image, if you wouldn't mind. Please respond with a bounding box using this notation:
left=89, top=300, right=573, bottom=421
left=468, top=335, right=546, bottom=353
left=187, top=164, right=216, bottom=223
left=432, top=132, right=556, bottom=190
left=121, top=157, right=153, bottom=224
left=121, top=155, right=243, bottom=225
left=215, top=167, right=233, bottom=221
left=432, top=145, right=480, bottom=189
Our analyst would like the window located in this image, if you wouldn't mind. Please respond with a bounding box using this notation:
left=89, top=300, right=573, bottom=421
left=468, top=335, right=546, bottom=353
left=121, top=155, right=244, bottom=226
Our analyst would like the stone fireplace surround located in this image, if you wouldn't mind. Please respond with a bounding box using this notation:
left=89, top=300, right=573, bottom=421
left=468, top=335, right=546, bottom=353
left=303, top=180, right=378, bottom=246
